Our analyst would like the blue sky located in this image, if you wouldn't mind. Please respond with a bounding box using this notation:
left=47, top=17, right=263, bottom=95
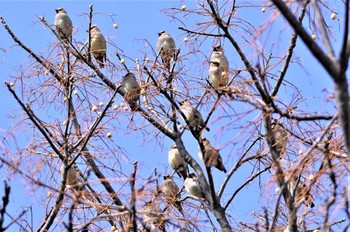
left=0, top=0, right=346, bottom=231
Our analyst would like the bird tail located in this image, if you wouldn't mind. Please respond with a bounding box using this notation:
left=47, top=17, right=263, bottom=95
left=180, top=169, right=187, bottom=180
left=218, top=164, right=227, bottom=173
left=174, top=200, right=183, bottom=213
left=97, top=57, right=105, bottom=68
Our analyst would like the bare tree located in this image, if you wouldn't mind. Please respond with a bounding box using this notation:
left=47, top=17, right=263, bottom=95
left=1, top=1, right=350, bottom=231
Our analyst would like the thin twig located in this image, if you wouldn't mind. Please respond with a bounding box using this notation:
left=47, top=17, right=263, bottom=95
left=224, top=166, right=271, bottom=210
left=311, top=0, right=335, bottom=58
left=271, top=0, right=309, bottom=97
left=130, top=161, right=138, bottom=232
left=218, top=136, right=262, bottom=198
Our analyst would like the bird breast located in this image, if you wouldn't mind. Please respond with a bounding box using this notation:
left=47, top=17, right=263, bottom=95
left=55, top=14, right=72, bottom=38
left=184, top=178, right=202, bottom=197
left=168, top=149, right=185, bottom=169
left=162, top=181, right=179, bottom=198
left=90, top=33, right=106, bottom=54
left=209, top=65, right=222, bottom=88
left=180, top=106, right=195, bottom=122
left=210, top=51, right=229, bottom=71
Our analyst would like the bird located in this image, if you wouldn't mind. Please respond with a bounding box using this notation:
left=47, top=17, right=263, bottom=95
left=184, top=172, right=206, bottom=200
left=60, top=159, right=94, bottom=201
left=60, top=161, right=81, bottom=190
left=89, top=25, right=107, bottom=68
left=272, top=122, right=288, bottom=155
left=160, top=175, right=183, bottom=213
left=142, top=200, right=166, bottom=231
left=210, top=45, right=229, bottom=74
left=179, top=99, right=210, bottom=133
left=157, top=31, right=176, bottom=69
left=210, top=45, right=229, bottom=75
left=168, top=144, right=187, bottom=179
left=54, top=8, right=73, bottom=43
left=119, top=73, right=140, bottom=107
left=198, top=137, right=227, bottom=173
left=287, top=176, right=315, bottom=208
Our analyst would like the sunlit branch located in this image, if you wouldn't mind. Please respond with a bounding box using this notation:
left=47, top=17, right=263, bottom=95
left=288, top=113, right=338, bottom=181
left=0, top=17, right=63, bottom=83
left=4, top=82, right=64, bottom=160
left=264, top=115, right=297, bottom=231
left=206, top=0, right=271, bottom=105
left=87, top=4, right=93, bottom=63
left=340, top=0, right=350, bottom=73
left=0, top=181, right=10, bottom=231
left=270, top=0, right=339, bottom=78
left=218, top=136, right=263, bottom=198
left=311, top=0, right=335, bottom=58
left=268, top=185, right=285, bottom=232
left=178, top=26, right=224, bottom=37
left=271, top=0, right=309, bottom=97
left=224, top=166, right=270, bottom=210
left=130, top=161, right=138, bottom=232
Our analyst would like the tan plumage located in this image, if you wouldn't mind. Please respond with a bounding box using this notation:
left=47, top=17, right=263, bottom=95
left=272, top=122, right=288, bottom=155
left=198, top=137, right=227, bottom=173
left=287, top=177, right=315, bottom=208
left=157, top=31, right=176, bottom=69
left=54, top=8, right=73, bottom=42
left=142, top=200, right=166, bottom=231
left=209, top=44, right=229, bottom=87
left=168, top=144, right=187, bottom=179
left=160, top=175, right=182, bottom=213
left=119, top=73, right=140, bottom=107
left=89, top=25, right=106, bottom=68
left=179, top=99, right=209, bottom=133
left=60, top=162, right=81, bottom=190
left=59, top=160, right=95, bottom=202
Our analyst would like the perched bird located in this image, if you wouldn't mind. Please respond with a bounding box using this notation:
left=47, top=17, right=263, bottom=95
left=60, top=161, right=81, bottom=190
left=119, top=73, right=140, bottom=107
left=60, top=159, right=95, bottom=202
left=60, top=159, right=84, bottom=196
left=160, top=175, right=182, bottom=213
left=287, top=176, right=315, bottom=208
left=198, top=137, right=227, bottom=173
left=54, top=8, right=73, bottom=43
left=179, top=99, right=209, bottom=133
left=184, top=172, right=206, bottom=200
left=210, top=44, right=229, bottom=86
left=168, top=144, right=187, bottom=179
left=142, top=200, right=166, bottom=232
left=208, top=61, right=223, bottom=89
left=89, top=25, right=107, bottom=68
left=272, top=122, right=288, bottom=155
left=157, top=31, right=176, bottom=69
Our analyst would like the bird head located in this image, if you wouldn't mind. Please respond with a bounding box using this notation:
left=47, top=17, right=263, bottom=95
left=271, top=119, right=284, bottom=129
left=123, top=72, right=135, bottom=80
left=89, top=24, right=99, bottom=32
left=55, top=8, right=66, bottom=14
left=188, top=171, right=196, bottom=178
left=213, top=44, right=222, bottom=51
left=163, top=174, right=171, bottom=180
left=171, top=144, right=177, bottom=149
left=158, top=30, right=166, bottom=36
left=179, top=99, right=190, bottom=106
